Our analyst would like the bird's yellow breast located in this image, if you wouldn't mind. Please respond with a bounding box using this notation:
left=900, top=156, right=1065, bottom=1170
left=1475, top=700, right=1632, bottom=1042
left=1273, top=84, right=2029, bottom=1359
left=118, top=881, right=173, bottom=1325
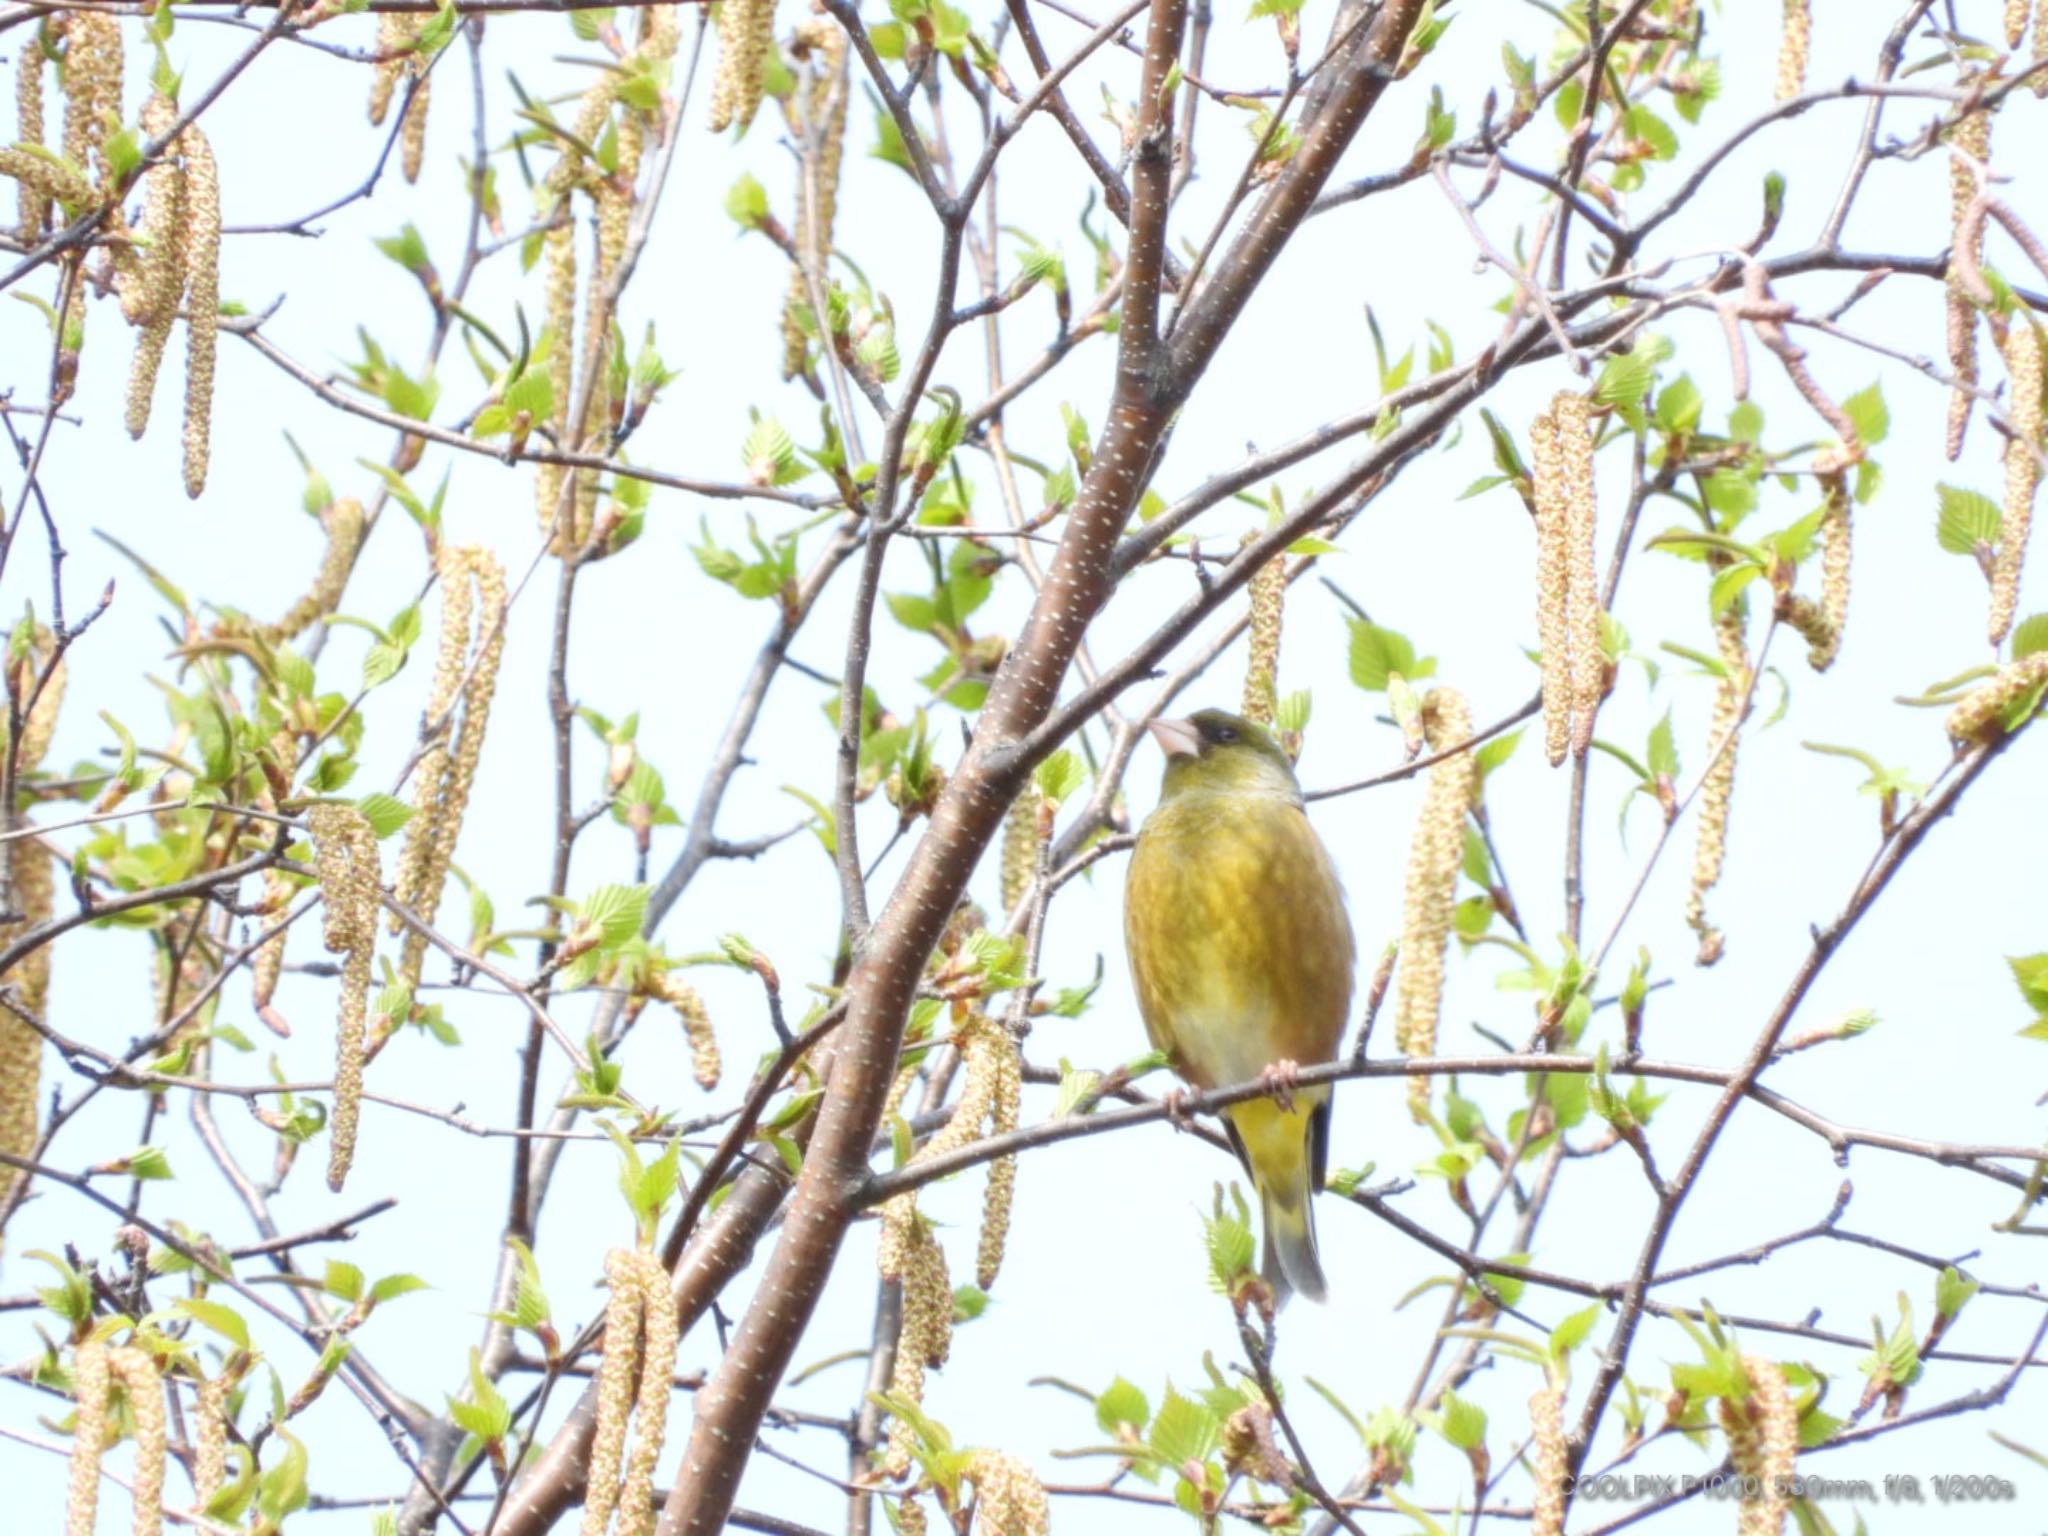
left=1123, top=788, right=1355, bottom=1090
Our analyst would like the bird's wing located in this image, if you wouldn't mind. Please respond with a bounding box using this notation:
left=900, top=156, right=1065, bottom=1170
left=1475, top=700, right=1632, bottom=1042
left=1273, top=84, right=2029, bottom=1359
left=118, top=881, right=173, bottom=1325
left=1125, top=792, right=1354, bottom=1089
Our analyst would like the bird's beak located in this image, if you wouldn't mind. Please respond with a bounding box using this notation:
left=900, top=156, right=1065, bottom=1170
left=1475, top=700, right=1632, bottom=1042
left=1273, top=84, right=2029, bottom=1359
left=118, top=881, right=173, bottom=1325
left=1147, top=717, right=1203, bottom=760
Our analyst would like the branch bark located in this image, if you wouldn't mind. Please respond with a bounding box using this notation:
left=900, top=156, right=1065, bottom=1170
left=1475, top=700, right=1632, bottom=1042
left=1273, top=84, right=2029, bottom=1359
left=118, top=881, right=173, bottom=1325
left=652, top=4, right=1431, bottom=1529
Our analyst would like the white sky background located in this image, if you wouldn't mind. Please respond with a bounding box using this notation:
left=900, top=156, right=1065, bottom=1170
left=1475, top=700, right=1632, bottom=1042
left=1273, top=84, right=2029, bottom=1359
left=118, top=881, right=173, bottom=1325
left=3, top=1, right=2047, bottom=1531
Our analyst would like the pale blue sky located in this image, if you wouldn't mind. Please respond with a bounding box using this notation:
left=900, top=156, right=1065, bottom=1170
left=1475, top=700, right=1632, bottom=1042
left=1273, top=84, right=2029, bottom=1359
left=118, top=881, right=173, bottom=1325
left=3, top=2, right=2045, bottom=1532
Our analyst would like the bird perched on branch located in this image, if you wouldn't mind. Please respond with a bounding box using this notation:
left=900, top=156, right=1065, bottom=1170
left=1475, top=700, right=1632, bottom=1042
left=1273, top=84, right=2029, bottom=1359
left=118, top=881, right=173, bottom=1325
left=1124, top=709, right=1355, bottom=1304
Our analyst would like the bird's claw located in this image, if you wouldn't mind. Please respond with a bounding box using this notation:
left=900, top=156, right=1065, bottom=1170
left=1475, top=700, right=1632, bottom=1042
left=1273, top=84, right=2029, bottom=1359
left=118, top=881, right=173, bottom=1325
left=1259, top=1059, right=1302, bottom=1114
left=1160, top=1087, right=1196, bottom=1131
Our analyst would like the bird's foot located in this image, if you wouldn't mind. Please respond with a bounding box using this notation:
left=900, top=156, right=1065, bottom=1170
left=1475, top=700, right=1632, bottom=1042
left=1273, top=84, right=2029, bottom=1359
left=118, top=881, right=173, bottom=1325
left=1160, top=1087, right=1197, bottom=1131
left=1258, top=1059, right=1302, bottom=1113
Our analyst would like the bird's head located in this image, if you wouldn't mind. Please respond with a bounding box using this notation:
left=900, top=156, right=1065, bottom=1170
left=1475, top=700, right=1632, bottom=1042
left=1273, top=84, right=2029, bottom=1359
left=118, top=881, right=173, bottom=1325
left=1148, top=709, right=1301, bottom=802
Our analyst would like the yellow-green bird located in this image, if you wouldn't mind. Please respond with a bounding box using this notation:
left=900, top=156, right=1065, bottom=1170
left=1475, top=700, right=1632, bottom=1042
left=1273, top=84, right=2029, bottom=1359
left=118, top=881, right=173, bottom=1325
left=1124, top=709, right=1355, bottom=1304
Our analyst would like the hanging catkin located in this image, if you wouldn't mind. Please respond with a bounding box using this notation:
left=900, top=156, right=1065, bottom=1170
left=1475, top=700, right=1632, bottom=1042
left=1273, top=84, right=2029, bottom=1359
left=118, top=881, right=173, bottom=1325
left=390, top=547, right=506, bottom=989
left=1394, top=689, right=1475, bottom=1122
left=781, top=20, right=849, bottom=378
left=1531, top=393, right=1605, bottom=763
left=0, top=627, right=63, bottom=1235
left=1947, top=106, right=1993, bottom=461
left=1990, top=319, right=2042, bottom=646
left=1687, top=601, right=1750, bottom=965
left=308, top=804, right=378, bottom=1191
left=1241, top=538, right=1285, bottom=726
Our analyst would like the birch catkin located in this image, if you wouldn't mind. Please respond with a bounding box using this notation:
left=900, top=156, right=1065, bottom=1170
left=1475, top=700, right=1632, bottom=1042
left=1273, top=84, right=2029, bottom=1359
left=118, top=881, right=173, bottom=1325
left=998, top=789, right=1038, bottom=915
left=0, top=837, right=53, bottom=1229
left=369, top=14, right=430, bottom=179
left=781, top=21, right=848, bottom=379
left=708, top=0, right=777, bottom=134
left=536, top=83, right=615, bottom=552
left=1815, top=470, right=1851, bottom=668
left=1, top=628, right=62, bottom=1233
left=2036, top=0, right=2048, bottom=98
left=1531, top=404, right=1571, bottom=765
left=15, top=25, right=49, bottom=240
left=1946, top=649, right=2048, bottom=743
left=63, top=1342, right=162, bottom=1536
left=400, top=69, right=430, bottom=183
left=1777, top=472, right=1851, bottom=671
left=179, top=124, right=220, bottom=499
left=192, top=1375, right=230, bottom=1509
left=1395, top=689, right=1475, bottom=1122
left=1532, top=393, right=1604, bottom=762
left=580, top=1247, right=678, bottom=1536
left=1562, top=395, right=1605, bottom=754
left=1529, top=1386, right=1567, bottom=1536
left=269, top=498, right=367, bottom=642
left=1242, top=541, right=1285, bottom=727
left=308, top=804, right=378, bottom=1192
left=122, top=94, right=187, bottom=441
left=875, top=1014, right=1025, bottom=1470
left=976, top=1022, right=1021, bottom=1291
left=60, top=11, right=122, bottom=186
left=1687, top=602, right=1750, bottom=965
left=1947, top=108, right=1992, bottom=461
left=369, top=15, right=409, bottom=125
left=391, top=548, right=505, bottom=989
left=1720, top=1358, right=1796, bottom=1536
left=581, top=1249, right=643, bottom=1536
left=1991, top=319, right=2042, bottom=646
left=117, top=1348, right=165, bottom=1536
left=1775, top=0, right=1810, bottom=101
left=878, top=1200, right=953, bottom=1477
left=646, top=969, right=720, bottom=1090
left=49, top=11, right=121, bottom=402
left=537, top=213, right=577, bottom=546
left=66, top=1340, right=111, bottom=1536
left=962, top=1451, right=1050, bottom=1536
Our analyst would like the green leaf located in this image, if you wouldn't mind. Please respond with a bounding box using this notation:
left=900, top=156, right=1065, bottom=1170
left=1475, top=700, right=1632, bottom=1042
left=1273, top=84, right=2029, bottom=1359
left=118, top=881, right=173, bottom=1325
left=373, top=223, right=432, bottom=275
left=884, top=592, right=938, bottom=632
left=2010, top=613, right=2048, bottom=659
left=724, top=172, right=768, bottom=228
left=1594, top=352, right=1655, bottom=427
left=26, top=1250, right=93, bottom=1324
left=355, top=793, right=415, bottom=839
left=1623, top=105, right=1677, bottom=160
left=1095, top=1377, right=1150, bottom=1437
left=1033, top=749, right=1085, bottom=807
left=124, top=1145, right=174, bottom=1180
left=173, top=1297, right=251, bottom=1352
left=1710, top=562, right=1760, bottom=615
left=1202, top=1185, right=1256, bottom=1291
left=1842, top=382, right=1889, bottom=447
left=1934, top=1265, right=1979, bottom=1322
left=1347, top=618, right=1435, bottom=692
left=1646, top=711, right=1679, bottom=779
left=362, top=641, right=409, bottom=690
left=369, top=1272, right=431, bottom=1304
left=1148, top=1386, right=1220, bottom=1468
left=580, top=884, right=649, bottom=947
left=447, top=1347, right=512, bottom=1441
left=1436, top=1390, right=1486, bottom=1451
left=1474, top=729, right=1522, bottom=779
left=2008, top=954, right=2048, bottom=1015
left=1936, top=484, right=2001, bottom=555
left=1655, top=374, right=1702, bottom=435
left=257, top=1431, right=310, bottom=1522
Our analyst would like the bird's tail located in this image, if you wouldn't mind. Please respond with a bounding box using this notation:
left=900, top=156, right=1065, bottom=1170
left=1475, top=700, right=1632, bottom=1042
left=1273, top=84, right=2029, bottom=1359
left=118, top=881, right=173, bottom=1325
left=1228, top=1094, right=1329, bottom=1306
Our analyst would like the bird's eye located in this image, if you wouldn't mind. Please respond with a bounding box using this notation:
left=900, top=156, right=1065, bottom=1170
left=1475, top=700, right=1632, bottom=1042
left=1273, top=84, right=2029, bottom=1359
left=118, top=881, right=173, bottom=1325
left=1205, top=722, right=1238, bottom=745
